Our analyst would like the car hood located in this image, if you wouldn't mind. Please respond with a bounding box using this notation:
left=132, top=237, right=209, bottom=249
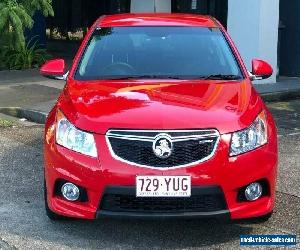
left=58, top=79, right=263, bottom=135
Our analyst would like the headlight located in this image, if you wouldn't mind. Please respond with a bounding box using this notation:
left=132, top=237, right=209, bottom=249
left=230, top=111, right=268, bottom=156
left=56, top=110, right=97, bottom=157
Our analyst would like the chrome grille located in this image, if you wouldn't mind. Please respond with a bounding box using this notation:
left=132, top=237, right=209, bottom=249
left=106, top=129, right=220, bottom=169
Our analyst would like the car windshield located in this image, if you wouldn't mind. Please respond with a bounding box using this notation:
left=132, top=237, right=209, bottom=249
left=75, top=26, right=243, bottom=80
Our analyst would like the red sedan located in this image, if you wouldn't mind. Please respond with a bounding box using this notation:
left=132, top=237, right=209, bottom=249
left=40, top=13, right=277, bottom=221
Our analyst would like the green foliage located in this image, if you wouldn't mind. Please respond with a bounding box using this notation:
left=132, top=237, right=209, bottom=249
left=22, top=0, right=54, bottom=17
left=1, top=38, right=51, bottom=70
left=0, top=0, right=54, bottom=50
left=0, top=118, right=14, bottom=127
left=0, top=0, right=33, bottom=49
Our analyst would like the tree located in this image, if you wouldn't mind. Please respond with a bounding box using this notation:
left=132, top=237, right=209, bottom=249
left=22, top=0, right=54, bottom=16
left=0, top=0, right=54, bottom=49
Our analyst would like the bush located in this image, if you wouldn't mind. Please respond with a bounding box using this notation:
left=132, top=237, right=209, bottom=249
left=1, top=38, right=51, bottom=70
left=0, top=0, right=53, bottom=70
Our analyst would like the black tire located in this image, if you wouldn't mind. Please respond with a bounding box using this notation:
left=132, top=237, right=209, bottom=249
left=246, top=211, right=273, bottom=224
left=234, top=211, right=273, bottom=224
left=44, top=180, right=67, bottom=220
left=255, top=211, right=273, bottom=222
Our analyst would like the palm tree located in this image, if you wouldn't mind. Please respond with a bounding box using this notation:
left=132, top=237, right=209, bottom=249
left=0, top=0, right=53, bottom=49
left=22, top=0, right=54, bottom=17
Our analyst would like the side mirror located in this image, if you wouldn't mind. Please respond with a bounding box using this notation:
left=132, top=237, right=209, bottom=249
left=250, top=59, right=273, bottom=80
left=40, top=59, right=67, bottom=80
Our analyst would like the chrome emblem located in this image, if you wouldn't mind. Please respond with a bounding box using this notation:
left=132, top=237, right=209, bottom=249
left=153, top=134, right=173, bottom=159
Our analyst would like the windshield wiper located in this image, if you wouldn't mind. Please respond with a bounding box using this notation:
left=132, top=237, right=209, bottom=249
left=101, top=75, right=242, bottom=80
left=102, top=75, right=185, bottom=80
left=201, top=74, right=243, bottom=80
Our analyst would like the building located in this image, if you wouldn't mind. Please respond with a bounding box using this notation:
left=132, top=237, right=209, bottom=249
left=44, top=0, right=299, bottom=84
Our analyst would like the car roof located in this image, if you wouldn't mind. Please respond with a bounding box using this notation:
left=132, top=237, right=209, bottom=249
left=97, top=13, right=219, bottom=28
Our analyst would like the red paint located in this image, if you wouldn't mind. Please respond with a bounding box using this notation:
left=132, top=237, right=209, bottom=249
left=58, top=79, right=262, bottom=135
left=40, top=59, right=65, bottom=76
left=98, top=13, right=218, bottom=28
left=252, top=59, right=273, bottom=79
left=42, top=14, right=278, bottom=220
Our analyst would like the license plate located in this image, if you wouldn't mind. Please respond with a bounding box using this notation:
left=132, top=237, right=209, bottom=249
left=136, top=176, right=191, bottom=197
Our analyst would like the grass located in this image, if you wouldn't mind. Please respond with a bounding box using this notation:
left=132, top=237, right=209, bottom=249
left=0, top=118, right=14, bottom=127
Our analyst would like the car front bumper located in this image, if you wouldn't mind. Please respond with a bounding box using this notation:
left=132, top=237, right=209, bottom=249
left=44, top=121, right=278, bottom=220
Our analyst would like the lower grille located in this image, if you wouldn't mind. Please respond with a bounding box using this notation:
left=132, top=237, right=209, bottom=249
left=100, top=187, right=227, bottom=214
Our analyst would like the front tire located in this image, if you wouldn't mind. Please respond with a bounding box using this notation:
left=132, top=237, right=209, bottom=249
left=244, top=211, right=273, bottom=224
left=235, top=211, right=273, bottom=224
left=254, top=211, right=273, bottom=222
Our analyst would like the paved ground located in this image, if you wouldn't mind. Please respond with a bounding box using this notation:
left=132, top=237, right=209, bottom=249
left=0, top=71, right=62, bottom=114
left=255, top=76, right=300, bottom=94
left=0, top=100, right=299, bottom=250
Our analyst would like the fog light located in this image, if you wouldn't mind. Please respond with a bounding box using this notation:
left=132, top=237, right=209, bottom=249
left=61, top=182, right=80, bottom=201
left=245, top=182, right=262, bottom=201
